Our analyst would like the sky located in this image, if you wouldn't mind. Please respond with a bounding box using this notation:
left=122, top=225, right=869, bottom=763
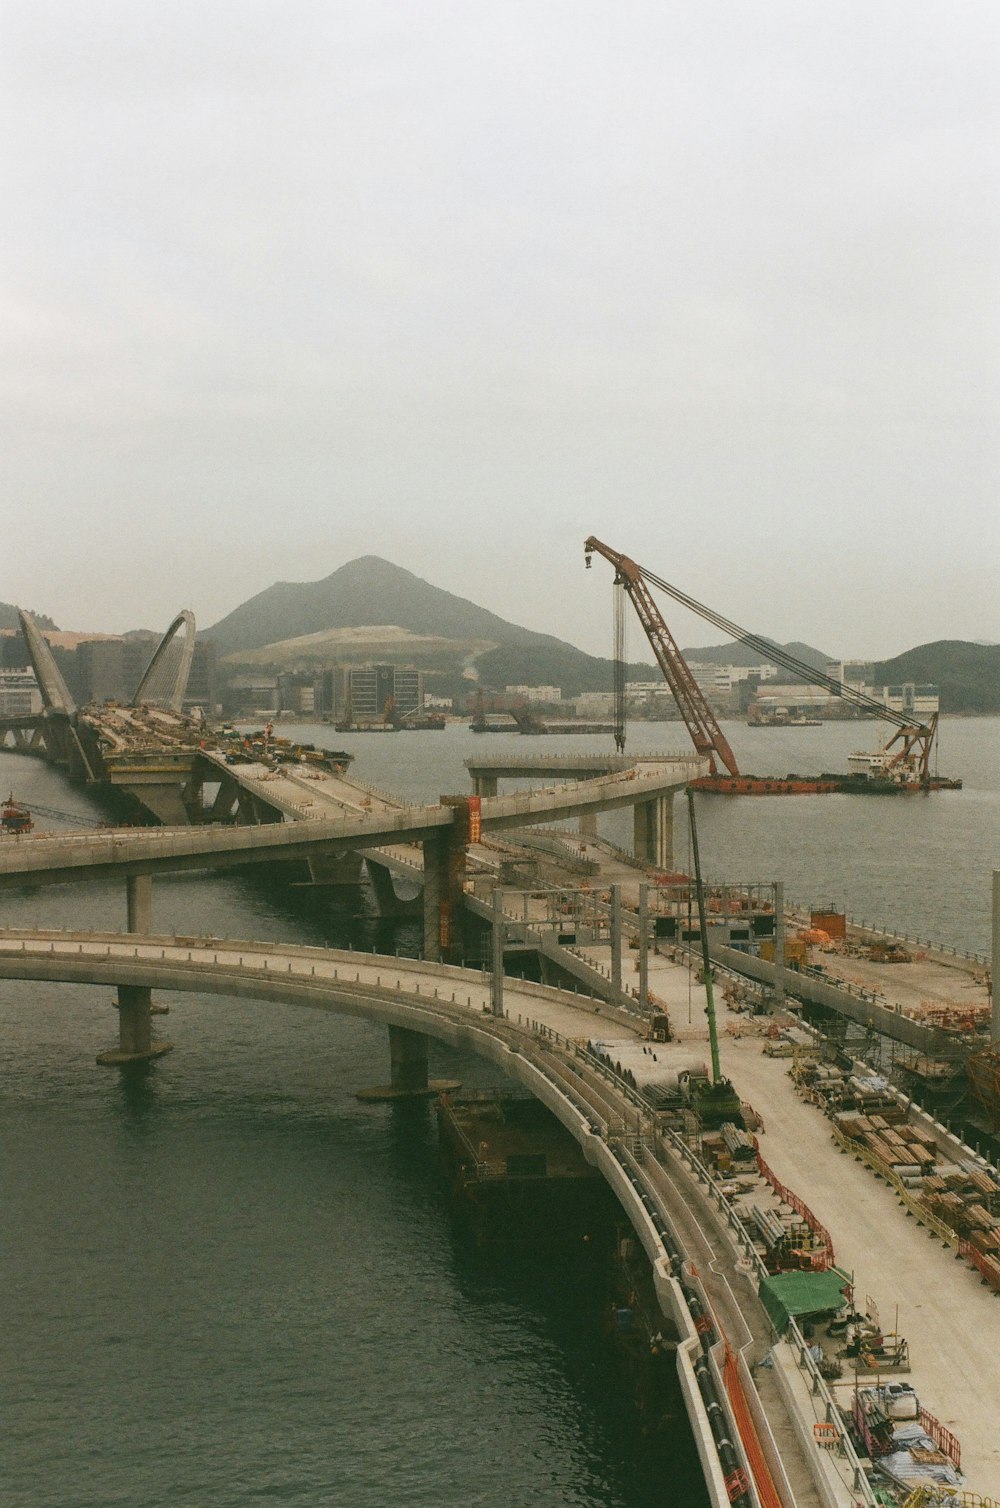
left=2, top=1, right=997, bottom=659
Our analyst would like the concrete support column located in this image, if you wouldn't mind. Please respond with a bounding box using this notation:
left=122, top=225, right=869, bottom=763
left=117, top=984, right=153, bottom=1056
left=578, top=810, right=597, bottom=838
left=610, top=884, right=622, bottom=1000
left=422, top=829, right=465, bottom=964
left=491, top=887, right=505, bottom=1017
left=773, top=880, right=786, bottom=1014
left=388, top=1026, right=429, bottom=1093
left=97, top=870, right=172, bottom=1065
left=992, top=870, right=1000, bottom=1044
left=97, top=983, right=172, bottom=1066
left=126, top=873, right=153, bottom=933
left=422, top=832, right=448, bottom=962
left=638, top=883, right=649, bottom=1014
left=633, top=795, right=674, bottom=870
left=471, top=775, right=498, bottom=797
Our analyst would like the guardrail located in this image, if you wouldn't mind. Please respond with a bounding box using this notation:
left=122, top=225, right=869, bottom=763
left=957, top=1238, right=1000, bottom=1294
left=754, top=1150, right=835, bottom=1268
left=789, top=898, right=988, bottom=969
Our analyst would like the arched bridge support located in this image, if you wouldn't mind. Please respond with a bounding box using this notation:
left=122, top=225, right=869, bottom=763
left=633, top=794, right=673, bottom=871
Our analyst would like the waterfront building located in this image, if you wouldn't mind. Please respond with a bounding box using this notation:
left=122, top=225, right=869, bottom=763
left=0, top=668, right=42, bottom=716
left=504, top=684, right=562, bottom=704
left=341, top=664, right=423, bottom=720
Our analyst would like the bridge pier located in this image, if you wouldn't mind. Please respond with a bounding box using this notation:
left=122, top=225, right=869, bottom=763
left=307, top=850, right=365, bottom=887
left=126, top=873, right=153, bottom=932
left=97, top=873, right=172, bottom=1064
left=578, top=810, right=597, bottom=838
left=633, top=795, right=673, bottom=870
left=355, top=1025, right=461, bottom=1102
left=389, top=1026, right=428, bottom=1091
left=96, top=983, right=174, bottom=1066
left=422, top=830, right=465, bottom=964
left=470, top=774, right=498, bottom=797
left=364, top=858, right=421, bottom=916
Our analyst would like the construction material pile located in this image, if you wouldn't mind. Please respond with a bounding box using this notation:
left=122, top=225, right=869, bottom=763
left=792, top=1055, right=1000, bottom=1294
left=831, top=1112, right=938, bottom=1183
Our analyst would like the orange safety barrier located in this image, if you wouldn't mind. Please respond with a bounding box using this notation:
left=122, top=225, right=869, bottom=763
left=959, top=1238, right=1000, bottom=1294
left=723, top=1347, right=785, bottom=1508
left=756, top=1151, right=835, bottom=1269
left=919, top=1407, right=961, bottom=1471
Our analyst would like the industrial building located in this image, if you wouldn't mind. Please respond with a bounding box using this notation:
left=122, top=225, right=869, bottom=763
left=0, top=669, right=42, bottom=717
left=312, top=664, right=424, bottom=722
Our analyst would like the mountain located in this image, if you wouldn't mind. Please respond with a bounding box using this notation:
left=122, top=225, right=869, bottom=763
left=680, top=638, right=833, bottom=673
left=0, top=602, right=59, bottom=632
left=205, top=561, right=999, bottom=711
left=869, top=641, right=1000, bottom=715
left=207, top=556, right=562, bottom=655
left=207, top=556, right=655, bottom=697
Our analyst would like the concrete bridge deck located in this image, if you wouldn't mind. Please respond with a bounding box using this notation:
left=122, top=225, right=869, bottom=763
left=0, top=759, right=702, bottom=890
left=0, top=924, right=851, bottom=1507
left=465, top=749, right=697, bottom=787
left=2, top=924, right=998, bottom=1499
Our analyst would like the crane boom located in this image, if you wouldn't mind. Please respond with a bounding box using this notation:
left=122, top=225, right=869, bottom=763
left=585, top=535, right=948, bottom=789
left=584, top=537, right=740, bottom=777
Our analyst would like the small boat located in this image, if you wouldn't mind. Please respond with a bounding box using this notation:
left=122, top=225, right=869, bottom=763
left=1, top=793, right=34, bottom=834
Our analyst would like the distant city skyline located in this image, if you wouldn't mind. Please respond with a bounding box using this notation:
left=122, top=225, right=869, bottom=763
left=3, top=3, right=997, bottom=658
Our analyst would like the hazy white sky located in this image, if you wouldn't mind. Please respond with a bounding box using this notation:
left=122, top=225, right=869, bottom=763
left=3, top=2, right=997, bottom=658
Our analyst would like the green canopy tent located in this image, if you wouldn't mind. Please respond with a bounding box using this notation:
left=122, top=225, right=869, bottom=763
left=758, top=1268, right=852, bottom=1334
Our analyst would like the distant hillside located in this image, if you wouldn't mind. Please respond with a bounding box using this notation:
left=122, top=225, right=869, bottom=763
left=869, top=641, right=1000, bottom=715
left=209, top=555, right=655, bottom=696
left=681, top=638, right=833, bottom=673
left=0, top=601, right=58, bottom=632
left=208, top=556, right=565, bottom=655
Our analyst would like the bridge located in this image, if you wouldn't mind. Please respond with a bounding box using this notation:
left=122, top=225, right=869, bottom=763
left=2, top=923, right=997, bottom=1503
left=0, top=925, right=877, bottom=1507
left=465, top=750, right=688, bottom=853
left=0, top=754, right=703, bottom=961
left=0, top=607, right=246, bottom=820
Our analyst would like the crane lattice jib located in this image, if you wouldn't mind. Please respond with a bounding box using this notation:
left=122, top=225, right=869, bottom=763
left=585, top=538, right=740, bottom=777
left=630, top=559, right=931, bottom=736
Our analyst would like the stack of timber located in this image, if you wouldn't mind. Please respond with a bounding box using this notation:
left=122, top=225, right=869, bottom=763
left=791, top=1053, right=1000, bottom=1293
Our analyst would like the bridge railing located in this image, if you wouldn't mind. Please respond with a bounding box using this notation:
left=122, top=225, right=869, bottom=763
left=0, top=924, right=881, bottom=1505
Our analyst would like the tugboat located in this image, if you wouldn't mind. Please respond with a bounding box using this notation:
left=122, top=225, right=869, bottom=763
left=1, top=794, right=33, bottom=834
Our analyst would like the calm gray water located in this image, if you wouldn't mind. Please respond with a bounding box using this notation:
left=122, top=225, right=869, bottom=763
left=316, top=716, right=1000, bottom=954
left=2, top=738, right=706, bottom=1508
left=2, top=717, right=997, bottom=1506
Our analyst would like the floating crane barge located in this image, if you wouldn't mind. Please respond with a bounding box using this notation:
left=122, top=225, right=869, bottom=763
left=584, top=537, right=962, bottom=794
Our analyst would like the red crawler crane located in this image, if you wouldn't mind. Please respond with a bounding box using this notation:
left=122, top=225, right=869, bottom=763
left=584, top=538, right=740, bottom=777
left=584, top=536, right=960, bottom=793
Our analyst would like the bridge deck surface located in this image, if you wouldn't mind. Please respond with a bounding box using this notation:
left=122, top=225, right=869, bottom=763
left=561, top=939, right=1000, bottom=1495
left=1, top=923, right=996, bottom=1492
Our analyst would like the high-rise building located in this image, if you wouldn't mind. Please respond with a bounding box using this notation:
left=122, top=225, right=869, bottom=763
left=76, top=639, right=127, bottom=703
